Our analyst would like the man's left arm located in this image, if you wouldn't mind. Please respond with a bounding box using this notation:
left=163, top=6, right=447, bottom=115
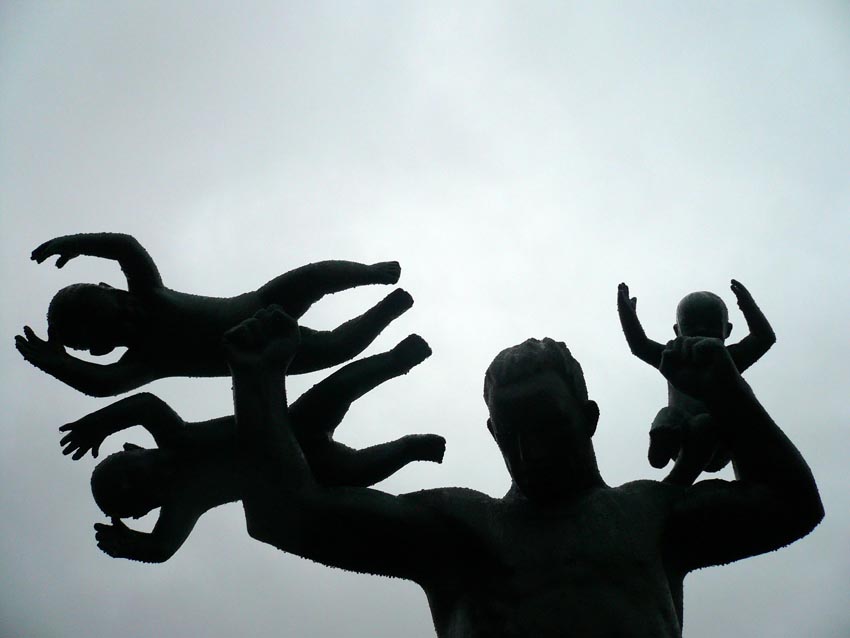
left=661, top=337, right=823, bottom=572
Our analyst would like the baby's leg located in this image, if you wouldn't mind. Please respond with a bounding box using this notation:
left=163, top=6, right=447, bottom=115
left=288, top=289, right=414, bottom=374
left=648, top=406, right=686, bottom=469
left=290, top=333, right=431, bottom=438
left=310, top=436, right=446, bottom=488
left=662, top=413, right=721, bottom=486
left=258, top=260, right=401, bottom=319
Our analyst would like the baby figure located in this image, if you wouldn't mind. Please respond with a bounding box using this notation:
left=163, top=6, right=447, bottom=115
left=59, top=334, right=445, bottom=563
left=617, top=279, right=775, bottom=485
left=17, top=233, right=411, bottom=396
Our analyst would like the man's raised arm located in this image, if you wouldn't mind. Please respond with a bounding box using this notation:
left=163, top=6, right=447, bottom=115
left=31, top=232, right=163, bottom=292
left=224, top=307, right=464, bottom=584
left=661, top=337, right=823, bottom=572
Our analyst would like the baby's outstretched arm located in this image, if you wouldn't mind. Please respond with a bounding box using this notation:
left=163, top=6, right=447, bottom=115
left=32, top=233, right=163, bottom=292
left=94, top=506, right=200, bottom=564
left=727, top=279, right=776, bottom=373
left=16, top=326, right=154, bottom=397
left=257, top=260, right=400, bottom=319
left=618, top=283, right=665, bottom=368
left=60, top=393, right=185, bottom=460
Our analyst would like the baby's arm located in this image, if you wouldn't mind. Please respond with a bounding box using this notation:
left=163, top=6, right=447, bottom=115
left=16, top=326, right=154, bottom=397
left=31, top=233, right=163, bottom=292
left=94, top=506, right=200, bottom=563
left=618, top=283, right=665, bottom=368
left=60, top=393, right=185, bottom=459
left=727, top=279, right=776, bottom=373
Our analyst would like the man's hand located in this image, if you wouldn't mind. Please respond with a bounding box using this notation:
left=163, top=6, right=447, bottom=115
left=31, top=236, right=81, bottom=268
left=223, top=305, right=301, bottom=373
left=59, top=413, right=113, bottom=460
left=659, top=337, right=742, bottom=404
left=15, top=326, right=68, bottom=372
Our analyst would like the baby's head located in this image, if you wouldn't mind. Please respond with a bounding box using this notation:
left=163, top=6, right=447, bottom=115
left=674, top=291, right=732, bottom=341
left=91, top=444, right=168, bottom=519
left=47, top=283, right=136, bottom=355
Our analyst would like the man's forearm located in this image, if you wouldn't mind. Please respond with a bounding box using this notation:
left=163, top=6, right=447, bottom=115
left=232, top=368, right=313, bottom=490
left=708, top=381, right=821, bottom=517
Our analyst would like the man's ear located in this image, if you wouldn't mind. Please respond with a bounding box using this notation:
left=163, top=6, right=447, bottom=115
left=98, top=282, right=114, bottom=289
left=583, top=400, right=600, bottom=438
left=673, top=323, right=680, bottom=337
left=725, top=321, right=733, bottom=338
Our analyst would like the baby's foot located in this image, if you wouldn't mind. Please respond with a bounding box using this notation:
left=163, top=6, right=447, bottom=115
left=371, top=261, right=401, bottom=284
left=392, top=334, right=432, bottom=370
left=406, top=434, right=446, bottom=463
left=377, top=288, right=414, bottom=318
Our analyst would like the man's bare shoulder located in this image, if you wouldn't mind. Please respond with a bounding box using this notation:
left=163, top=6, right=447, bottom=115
left=399, top=487, right=498, bottom=519
left=609, top=479, right=687, bottom=511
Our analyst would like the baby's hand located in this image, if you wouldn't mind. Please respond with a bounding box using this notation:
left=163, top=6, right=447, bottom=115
left=59, top=413, right=112, bottom=460
left=223, top=306, right=301, bottom=373
left=94, top=518, right=139, bottom=559
left=618, top=282, right=638, bottom=314
left=31, top=236, right=80, bottom=268
left=730, top=279, right=755, bottom=309
left=15, top=326, right=67, bottom=372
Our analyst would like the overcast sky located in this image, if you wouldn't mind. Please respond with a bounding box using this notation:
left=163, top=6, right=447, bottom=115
left=1, top=2, right=848, bottom=637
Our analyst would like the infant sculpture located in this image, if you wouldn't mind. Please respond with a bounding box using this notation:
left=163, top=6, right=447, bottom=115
left=18, top=232, right=445, bottom=561
left=19, top=234, right=823, bottom=638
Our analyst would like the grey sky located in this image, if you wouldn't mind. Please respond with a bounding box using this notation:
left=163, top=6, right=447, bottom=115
left=1, top=2, right=848, bottom=637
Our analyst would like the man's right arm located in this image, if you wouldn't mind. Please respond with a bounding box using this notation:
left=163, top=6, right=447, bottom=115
left=661, top=338, right=823, bottom=572
left=225, top=307, right=463, bottom=584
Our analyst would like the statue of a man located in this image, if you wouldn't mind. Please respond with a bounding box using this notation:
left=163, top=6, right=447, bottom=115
left=223, top=307, right=823, bottom=637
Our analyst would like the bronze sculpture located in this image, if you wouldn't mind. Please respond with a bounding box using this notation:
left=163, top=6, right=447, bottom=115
left=618, top=279, right=776, bottom=485
left=16, top=233, right=412, bottom=396
left=224, top=306, right=821, bottom=637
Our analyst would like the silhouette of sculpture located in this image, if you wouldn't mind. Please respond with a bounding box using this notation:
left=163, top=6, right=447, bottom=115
left=618, top=279, right=776, bottom=485
left=224, top=306, right=821, bottom=638
left=16, top=233, right=411, bottom=396
left=59, top=334, right=443, bottom=563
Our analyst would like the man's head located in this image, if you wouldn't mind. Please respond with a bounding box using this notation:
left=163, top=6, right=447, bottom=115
left=484, top=338, right=602, bottom=499
left=47, top=283, right=137, bottom=355
left=91, top=444, right=169, bottom=519
left=674, top=292, right=732, bottom=341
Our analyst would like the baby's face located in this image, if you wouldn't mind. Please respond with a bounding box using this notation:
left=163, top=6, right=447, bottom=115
left=61, top=285, right=128, bottom=353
